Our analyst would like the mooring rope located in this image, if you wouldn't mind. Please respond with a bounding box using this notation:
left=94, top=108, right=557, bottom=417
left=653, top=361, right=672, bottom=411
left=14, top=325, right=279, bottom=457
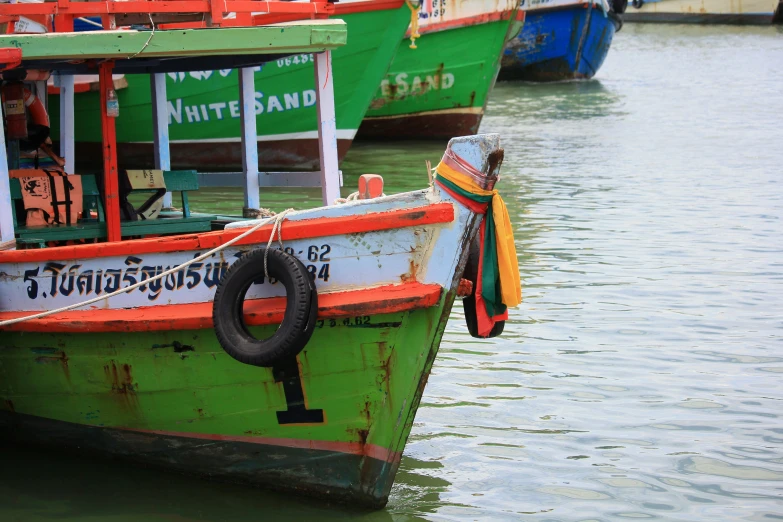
left=0, top=209, right=295, bottom=328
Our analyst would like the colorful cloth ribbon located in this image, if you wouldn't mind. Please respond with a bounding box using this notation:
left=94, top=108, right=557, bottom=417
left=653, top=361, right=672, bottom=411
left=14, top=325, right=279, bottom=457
left=435, top=154, right=521, bottom=337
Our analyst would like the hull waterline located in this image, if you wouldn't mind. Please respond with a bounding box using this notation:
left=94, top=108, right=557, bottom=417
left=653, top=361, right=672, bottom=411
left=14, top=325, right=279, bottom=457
left=500, top=3, right=620, bottom=82
left=621, top=0, right=782, bottom=25
left=358, top=2, right=518, bottom=140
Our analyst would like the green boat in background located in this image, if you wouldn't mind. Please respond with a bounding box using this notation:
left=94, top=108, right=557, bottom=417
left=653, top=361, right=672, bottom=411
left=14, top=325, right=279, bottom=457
left=357, top=0, right=522, bottom=139
left=50, top=1, right=411, bottom=171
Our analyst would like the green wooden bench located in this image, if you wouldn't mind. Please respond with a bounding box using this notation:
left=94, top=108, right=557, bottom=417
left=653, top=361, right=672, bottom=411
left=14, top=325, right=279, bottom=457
left=10, top=170, right=215, bottom=246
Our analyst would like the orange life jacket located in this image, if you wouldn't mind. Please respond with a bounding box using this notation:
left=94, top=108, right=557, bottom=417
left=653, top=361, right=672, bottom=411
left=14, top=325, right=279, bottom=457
left=17, top=170, right=83, bottom=227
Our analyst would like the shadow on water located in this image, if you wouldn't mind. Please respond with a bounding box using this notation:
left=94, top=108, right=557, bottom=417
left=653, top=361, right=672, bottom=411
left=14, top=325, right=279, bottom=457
left=0, top=444, right=401, bottom=522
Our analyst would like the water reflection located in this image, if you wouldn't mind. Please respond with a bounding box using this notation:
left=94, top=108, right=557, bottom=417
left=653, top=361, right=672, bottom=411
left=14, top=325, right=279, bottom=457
left=489, top=79, right=625, bottom=123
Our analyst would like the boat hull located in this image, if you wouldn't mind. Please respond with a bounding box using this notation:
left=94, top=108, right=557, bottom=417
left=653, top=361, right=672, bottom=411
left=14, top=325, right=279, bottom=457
left=0, top=186, right=481, bottom=507
left=621, top=0, right=782, bottom=25
left=49, top=6, right=411, bottom=171
left=499, top=3, right=620, bottom=82
left=357, top=5, right=517, bottom=140
left=0, top=300, right=451, bottom=507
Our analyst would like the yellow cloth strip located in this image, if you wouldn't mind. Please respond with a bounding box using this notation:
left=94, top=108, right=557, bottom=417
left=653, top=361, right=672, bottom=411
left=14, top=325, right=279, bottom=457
left=436, top=162, right=522, bottom=308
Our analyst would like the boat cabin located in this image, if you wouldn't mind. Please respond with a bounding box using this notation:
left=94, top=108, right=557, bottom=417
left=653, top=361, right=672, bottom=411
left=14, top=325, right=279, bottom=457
left=0, top=0, right=347, bottom=250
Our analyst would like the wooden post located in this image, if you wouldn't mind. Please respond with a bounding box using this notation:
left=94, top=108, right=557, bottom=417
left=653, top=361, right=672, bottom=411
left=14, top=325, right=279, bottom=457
left=150, top=73, right=172, bottom=207
left=0, top=105, right=14, bottom=244
left=57, top=73, right=75, bottom=174
left=99, top=61, right=121, bottom=242
left=239, top=67, right=260, bottom=216
left=314, top=50, right=340, bottom=206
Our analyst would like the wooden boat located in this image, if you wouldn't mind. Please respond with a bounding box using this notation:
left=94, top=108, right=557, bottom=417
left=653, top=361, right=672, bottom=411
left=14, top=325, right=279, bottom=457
left=0, top=0, right=521, bottom=508
left=46, top=0, right=412, bottom=171
left=621, top=0, right=783, bottom=25
left=499, top=0, right=623, bottom=82
left=356, top=0, right=522, bottom=139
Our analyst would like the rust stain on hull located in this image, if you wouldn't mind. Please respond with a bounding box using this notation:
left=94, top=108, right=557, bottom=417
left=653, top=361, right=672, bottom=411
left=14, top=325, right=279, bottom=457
left=104, top=360, right=141, bottom=412
left=34, top=350, right=71, bottom=381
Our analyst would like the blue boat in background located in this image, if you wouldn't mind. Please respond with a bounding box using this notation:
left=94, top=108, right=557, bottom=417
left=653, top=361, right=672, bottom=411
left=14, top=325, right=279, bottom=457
left=499, top=0, right=624, bottom=82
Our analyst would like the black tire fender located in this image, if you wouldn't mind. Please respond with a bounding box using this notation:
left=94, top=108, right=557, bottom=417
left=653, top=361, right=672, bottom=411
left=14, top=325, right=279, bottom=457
left=212, top=248, right=317, bottom=367
left=462, top=236, right=505, bottom=339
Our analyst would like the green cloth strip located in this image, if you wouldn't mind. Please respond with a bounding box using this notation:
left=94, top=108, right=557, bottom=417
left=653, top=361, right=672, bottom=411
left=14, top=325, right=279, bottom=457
left=436, top=176, right=506, bottom=317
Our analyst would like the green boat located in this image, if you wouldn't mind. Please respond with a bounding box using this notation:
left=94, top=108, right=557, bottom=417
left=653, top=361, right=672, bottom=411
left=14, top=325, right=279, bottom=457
left=0, top=3, right=521, bottom=508
left=49, top=1, right=411, bottom=171
left=357, top=0, right=522, bottom=139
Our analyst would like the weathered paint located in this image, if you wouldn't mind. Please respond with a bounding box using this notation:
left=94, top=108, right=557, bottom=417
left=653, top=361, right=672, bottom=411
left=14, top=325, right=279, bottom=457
left=622, top=0, right=782, bottom=25
left=239, top=67, right=261, bottom=212
left=0, top=102, right=11, bottom=243
left=500, top=1, right=620, bottom=82
left=57, top=73, right=76, bottom=174
left=48, top=7, right=411, bottom=170
left=357, top=107, right=483, bottom=140
left=0, top=282, right=443, bottom=332
left=151, top=73, right=173, bottom=207
left=358, top=0, right=518, bottom=139
left=0, top=134, right=504, bottom=507
left=314, top=50, right=340, bottom=206
left=0, top=21, right=348, bottom=61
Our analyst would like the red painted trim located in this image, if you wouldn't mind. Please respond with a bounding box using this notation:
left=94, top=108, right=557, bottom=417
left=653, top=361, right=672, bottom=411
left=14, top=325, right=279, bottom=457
left=48, top=82, right=91, bottom=95
left=0, top=282, right=443, bottom=332
left=99, top=62, right=121, bottom=243
left=123, top=427, right=402, bottom=464
left=332, top=0, right=404, bottom=15
left=247, top=0, right=403, bottom=26
left=410, top=10, right=515, bottom=36
left=0, top=47, right=21, bottom=71
left=0, top=203, right=454, bottom=264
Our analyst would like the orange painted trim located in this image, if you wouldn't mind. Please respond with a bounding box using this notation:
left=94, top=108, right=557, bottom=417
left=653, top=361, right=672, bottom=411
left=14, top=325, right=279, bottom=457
left=410, top=10, right=516, bottom=36
left=0, top=282, right=443, bottom=333
left=0, top=203, right=454, bottom=264
left=122, top=427, right=402, bottom=464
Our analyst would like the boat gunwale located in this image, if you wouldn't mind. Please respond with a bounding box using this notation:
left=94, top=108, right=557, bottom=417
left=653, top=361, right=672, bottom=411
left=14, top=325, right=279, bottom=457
left=0, top=281, right=443, bottom=332
left=0, top=202, right=455, bottom=264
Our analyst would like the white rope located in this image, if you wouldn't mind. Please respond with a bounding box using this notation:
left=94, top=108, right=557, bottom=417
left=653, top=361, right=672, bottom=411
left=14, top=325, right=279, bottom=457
left=76, top=17, right=104, bottom=29
left=334, top=191, right=360, bottom=204
left=0, top=209, right=295, bottom=328
left=128, top=14, right=156, bottom=59
left=263, top=208, right=293, bottom=280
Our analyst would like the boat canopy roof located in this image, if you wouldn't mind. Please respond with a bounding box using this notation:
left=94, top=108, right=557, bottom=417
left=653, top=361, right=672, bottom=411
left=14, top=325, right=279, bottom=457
left=0, top=19, right=346, bottom=74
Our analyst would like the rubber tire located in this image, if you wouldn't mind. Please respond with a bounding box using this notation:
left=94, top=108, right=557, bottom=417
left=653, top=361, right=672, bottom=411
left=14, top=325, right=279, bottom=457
left=462, top=236, right=505, bottom=339
left=612, top=0, right=627, bottom=14
left=212, top=248, right=318, bottom=367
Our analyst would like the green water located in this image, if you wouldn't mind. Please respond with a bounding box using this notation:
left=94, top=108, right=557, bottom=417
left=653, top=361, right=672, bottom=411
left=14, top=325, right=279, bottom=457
left=3, top=23, right=783, bottom=521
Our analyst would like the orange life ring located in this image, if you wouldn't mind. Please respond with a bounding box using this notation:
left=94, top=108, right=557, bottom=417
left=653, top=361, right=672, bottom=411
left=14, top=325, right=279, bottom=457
left=23, top=88, right=49, bottom=128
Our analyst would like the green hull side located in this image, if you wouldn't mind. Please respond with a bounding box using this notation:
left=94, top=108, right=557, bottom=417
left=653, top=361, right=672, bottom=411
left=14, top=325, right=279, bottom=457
left=0, top=294, right=455, bottom=507
left=49, top=7, right=410, bottom=169
left=358, top=19, right=513, bottom=139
